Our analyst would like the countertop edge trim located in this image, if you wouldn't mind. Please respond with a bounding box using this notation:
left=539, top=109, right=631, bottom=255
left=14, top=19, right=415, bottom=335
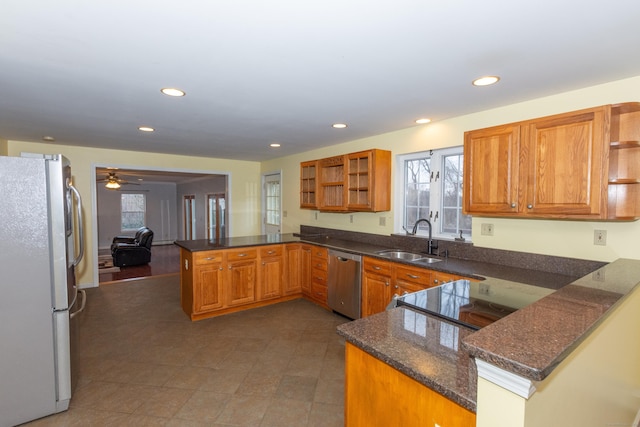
left=476, top=359, right=536, bottom=399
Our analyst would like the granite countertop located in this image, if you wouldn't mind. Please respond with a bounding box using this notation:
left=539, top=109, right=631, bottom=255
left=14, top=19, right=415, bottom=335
left=337, top=307, right=478, bottom=412
left=175, top=234, right=578, bottom=289
left=339, top=258, right=640, bottom=412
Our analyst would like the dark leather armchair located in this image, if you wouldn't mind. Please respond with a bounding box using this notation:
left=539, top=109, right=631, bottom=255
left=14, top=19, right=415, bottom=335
left=110, top=227, right=147, bottom=253
left=111, top=227, right=154, bottom=267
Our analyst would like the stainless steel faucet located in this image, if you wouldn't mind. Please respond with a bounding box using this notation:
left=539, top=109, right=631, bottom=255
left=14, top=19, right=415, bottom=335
left=411, top=218, right=438, bottom=255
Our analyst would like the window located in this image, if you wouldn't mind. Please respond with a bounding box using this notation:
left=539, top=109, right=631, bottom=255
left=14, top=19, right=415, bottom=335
left=396, top=147, right=471, bottom=239
left=121, top=193, right=146, bottom=231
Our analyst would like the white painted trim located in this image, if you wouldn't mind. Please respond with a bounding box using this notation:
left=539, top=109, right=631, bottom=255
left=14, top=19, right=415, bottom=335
left=476, top=359, right=537, bottom=399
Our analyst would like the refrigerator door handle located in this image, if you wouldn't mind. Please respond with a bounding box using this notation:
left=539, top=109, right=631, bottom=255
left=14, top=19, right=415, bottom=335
left=67, top=179, right=84, bottom=266
left=70, top=290, right=86, bottom=319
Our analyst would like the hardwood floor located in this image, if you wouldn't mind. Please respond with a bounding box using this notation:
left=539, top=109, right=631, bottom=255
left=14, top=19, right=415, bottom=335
left=99, top=244, right=180, bottom=284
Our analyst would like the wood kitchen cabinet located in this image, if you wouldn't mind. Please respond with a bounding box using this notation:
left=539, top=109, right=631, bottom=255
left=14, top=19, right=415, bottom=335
left=310, top=246, right=329, bottom=306
left=361, top=257, right=393, bottom=317
left=465, top=103, right=640, bottom=220
left=188, top=251, right=225, bottom=313
left=258, top=245, right=283, bottom=300
left=394, top=264, right=433, bottom=296
left=361, top=256, right=477, bottom=318
left=607, top=102, right=640, bottom=220
left=347, top=149, right=391, bottom=212
left=225, top=248, right=258, bottom=307
left=318, top=155, right=348, bottom=211
left=345, top=343, right=475, bottom=427
left=301, top=149, right=392, bottom=212
left=300, top=160, right=318, bottom=209
left=181, top=245, right=302, bottom=321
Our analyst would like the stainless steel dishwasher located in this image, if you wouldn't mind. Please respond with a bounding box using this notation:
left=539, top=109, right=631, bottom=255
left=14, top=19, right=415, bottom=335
left=327, top=249, right=362, bottom=319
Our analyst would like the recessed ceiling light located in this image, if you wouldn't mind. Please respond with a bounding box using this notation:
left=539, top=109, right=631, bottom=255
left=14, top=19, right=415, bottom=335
left=42, top=135, right=56, bottom=142
left=161, top=88, right=186, bottom=97
left=332, top=123, right=348, bottom=129
left=138, top=126, right=155, bottom=132
left=270, top=143, right=281, bottom=148
left=472, top=76, right=500, bottom=86
left=415, top=118, right=431, bottom=124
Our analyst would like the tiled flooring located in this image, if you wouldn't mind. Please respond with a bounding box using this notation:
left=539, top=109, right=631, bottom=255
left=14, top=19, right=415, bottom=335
left=27, top=275, right=350, bottom=426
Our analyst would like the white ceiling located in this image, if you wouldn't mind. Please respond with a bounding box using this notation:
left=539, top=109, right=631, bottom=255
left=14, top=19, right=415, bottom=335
left=2, top=1, right=640, bottom=162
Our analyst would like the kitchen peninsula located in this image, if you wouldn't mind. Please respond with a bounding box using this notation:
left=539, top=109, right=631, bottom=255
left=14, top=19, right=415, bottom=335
left=176, top=228, right=640, bottom=426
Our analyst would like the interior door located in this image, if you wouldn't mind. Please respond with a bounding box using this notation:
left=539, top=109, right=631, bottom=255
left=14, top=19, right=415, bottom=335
left=183, top=195, right=196, bottom=240
left=263, top=173, right=281, bottom=234
left=207, top=193, right=226, bottom=240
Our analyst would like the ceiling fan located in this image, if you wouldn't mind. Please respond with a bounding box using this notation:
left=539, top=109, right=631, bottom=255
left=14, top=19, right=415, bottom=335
left=97, top=171, right=139, bottom=190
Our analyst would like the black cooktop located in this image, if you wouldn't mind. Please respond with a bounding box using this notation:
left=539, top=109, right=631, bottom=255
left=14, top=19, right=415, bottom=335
left=395, top=279, right=555, bottom=330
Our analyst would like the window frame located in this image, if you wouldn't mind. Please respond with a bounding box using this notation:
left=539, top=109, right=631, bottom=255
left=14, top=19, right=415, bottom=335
left=394, top=146, right=471, bottom=241
left=120, top=193, right=147, bottom=232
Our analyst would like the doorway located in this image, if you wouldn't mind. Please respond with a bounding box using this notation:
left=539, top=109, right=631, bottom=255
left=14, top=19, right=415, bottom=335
left=207, top=193, right=227, bottom=240
left=183, top=195, right=196, bottom=240
left=262, top=172, right=281, bottom=234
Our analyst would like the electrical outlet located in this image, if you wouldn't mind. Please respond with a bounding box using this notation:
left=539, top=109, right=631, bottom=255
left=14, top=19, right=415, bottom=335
left=479, top=283, right=490, bottom=295
left=379, top=217, right=386, bottom=226
left=314, top=211, right=318, bottom=220
left=350, top=215, right=354, bottom=223
left=594, top=230, right=607, bottom=246
left=480, top=223, right=494, bottom=236
left=283, top=210, right=287, bottom=218
left=592, top=270, right=605, bottom=281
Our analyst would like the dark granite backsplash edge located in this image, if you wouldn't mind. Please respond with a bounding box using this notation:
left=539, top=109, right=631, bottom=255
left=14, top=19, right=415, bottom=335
left=300, top=225, right=606, bottom=278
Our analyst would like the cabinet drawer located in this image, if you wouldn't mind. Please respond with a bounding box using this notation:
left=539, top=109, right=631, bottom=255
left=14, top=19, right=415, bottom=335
left=312, top=247, right=328, bottom=259
left=312, top=268, right=327, bottom=285
left=311, top=282, right=328, bottom=302
left=363, top=257, right=392, bottom=275
left=194, top=251, right=223, bottom=265
left=259, top=245, right=283, bottom=258
left=226, top=248, right=257, bottom=262
left=395, top=265, right=431, bottom=286
left=311, top=258, right=328, bottom=271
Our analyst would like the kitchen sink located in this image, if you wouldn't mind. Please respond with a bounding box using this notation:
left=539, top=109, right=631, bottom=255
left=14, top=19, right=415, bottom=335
left=375, top=250, right=442, bottom=264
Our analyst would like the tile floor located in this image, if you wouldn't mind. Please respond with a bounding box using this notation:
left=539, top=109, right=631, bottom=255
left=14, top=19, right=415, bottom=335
left=27, top=275, right=350, bottom=426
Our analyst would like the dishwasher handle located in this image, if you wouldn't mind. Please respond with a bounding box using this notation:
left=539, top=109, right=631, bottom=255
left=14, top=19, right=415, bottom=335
left=328, top=249, right=362, bottom=263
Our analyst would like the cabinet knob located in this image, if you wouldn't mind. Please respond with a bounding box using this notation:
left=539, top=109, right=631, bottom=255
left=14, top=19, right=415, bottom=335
left=407, top=274, right=419, bottom=279
left=511, top=203, right=516, bottom=208
left=373, top=266, right=381, bottom=270
left=219, top=267, right=223, bottom=271
left=394, top=285, right=399, bottom=289
left=433, top=279, right=439, bottom=284
left=238, top=253, right=247, bottom=257
left=527, top=204, right=533, bottom=209
left=385, top=281, right=389, bottom=286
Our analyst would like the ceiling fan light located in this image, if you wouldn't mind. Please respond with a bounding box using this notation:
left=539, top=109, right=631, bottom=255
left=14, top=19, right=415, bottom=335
left=105, top=180, right=121, bottom=189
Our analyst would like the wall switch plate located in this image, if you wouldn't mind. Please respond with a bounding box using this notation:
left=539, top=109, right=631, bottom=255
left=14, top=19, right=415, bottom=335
left=379, top=217, right=386, bottom=226
left=594, top=230, right=607, bottom=246
left=480, top=223, right=494, bottom=236
left=350, top=215, right=354, bottom=223
left=479, top=283, right=490, bottom=295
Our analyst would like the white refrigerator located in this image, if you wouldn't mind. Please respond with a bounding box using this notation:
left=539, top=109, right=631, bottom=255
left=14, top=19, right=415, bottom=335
left=0, top=154, right=86, bottom=427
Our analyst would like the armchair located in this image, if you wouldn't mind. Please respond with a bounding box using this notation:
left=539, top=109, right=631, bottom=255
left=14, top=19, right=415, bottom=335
left=111, top=227, right=154, bottom=267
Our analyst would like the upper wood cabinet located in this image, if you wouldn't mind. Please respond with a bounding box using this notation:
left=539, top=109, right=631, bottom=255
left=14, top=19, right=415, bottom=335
left=300, top=161, right=318, bottom=209
left=464, top=104, right=640, bottom=220
left=607, top=103, right=640, bottom=220
left=300, top=149, right=391, bottom=212
left=347, top=149, right=391, bottom=212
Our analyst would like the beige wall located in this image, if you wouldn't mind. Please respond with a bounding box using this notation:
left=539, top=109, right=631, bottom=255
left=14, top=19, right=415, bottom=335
left=476, top=285, right=640, bottom=427
left=7, top=141, right=262, bottom=287
left=263, top=75, right=640, bottom=262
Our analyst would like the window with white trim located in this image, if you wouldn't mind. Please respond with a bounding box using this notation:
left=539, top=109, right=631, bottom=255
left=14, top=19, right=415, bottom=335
left=396, top=147, right=471, bottom=240
left=121, top=193, right=146, bottom=231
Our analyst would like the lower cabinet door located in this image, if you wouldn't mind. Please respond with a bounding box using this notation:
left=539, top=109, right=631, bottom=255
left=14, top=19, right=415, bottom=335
left=194, top=264, right=224, bottom=313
